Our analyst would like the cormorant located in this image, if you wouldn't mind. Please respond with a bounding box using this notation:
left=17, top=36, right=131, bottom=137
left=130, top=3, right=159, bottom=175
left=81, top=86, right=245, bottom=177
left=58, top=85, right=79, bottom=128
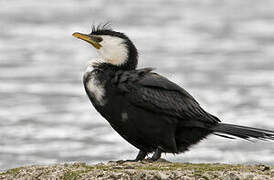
left=73, top=25, right=274, bottom=161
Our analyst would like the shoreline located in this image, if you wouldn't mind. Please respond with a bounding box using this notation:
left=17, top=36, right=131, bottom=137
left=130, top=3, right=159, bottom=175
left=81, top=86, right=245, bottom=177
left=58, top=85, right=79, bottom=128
left=0, top=160, right=273, bottom=180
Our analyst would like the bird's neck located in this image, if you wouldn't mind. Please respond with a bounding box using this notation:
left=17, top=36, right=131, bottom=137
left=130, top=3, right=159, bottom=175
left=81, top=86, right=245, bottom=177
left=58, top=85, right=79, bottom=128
left=92, top=61, right=137, bottom=72
left=92, top=62, right=119, bottom=71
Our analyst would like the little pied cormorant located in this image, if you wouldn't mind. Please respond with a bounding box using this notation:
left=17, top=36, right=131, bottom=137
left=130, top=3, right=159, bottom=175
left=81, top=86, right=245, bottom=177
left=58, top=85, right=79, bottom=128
left=73, top=25, right=274, bottom=161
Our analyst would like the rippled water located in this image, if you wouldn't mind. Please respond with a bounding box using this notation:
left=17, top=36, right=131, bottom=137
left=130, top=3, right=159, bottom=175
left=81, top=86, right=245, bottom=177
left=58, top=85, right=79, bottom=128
left=1, top=0, right=274, bottom=170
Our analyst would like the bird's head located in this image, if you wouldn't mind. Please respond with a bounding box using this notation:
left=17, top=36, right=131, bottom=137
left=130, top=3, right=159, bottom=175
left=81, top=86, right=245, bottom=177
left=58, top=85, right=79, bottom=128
left=73, top=25, right=138, bottom=70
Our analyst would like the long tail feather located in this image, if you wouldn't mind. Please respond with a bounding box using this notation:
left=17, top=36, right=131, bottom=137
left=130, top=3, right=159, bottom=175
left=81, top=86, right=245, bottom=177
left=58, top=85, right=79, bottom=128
left=211, top=123, right=274, bottom=140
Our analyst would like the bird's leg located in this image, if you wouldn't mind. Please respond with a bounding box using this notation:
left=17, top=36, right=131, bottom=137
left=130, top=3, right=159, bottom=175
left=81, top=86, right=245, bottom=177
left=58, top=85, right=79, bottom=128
left=151, top=148, right=162, bottom=161
left=126, top=150, right=147, bottom=162
left=135, top=150, right=147, bottom=161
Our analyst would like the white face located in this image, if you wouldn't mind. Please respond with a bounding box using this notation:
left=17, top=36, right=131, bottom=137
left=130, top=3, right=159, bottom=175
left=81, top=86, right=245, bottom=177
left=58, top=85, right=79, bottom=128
left=96, top=35, right=128, bottom=66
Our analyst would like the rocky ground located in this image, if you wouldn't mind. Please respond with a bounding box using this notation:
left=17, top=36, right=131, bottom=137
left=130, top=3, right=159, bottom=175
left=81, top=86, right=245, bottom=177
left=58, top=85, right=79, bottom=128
left=0, top=160, right=273, bottom=180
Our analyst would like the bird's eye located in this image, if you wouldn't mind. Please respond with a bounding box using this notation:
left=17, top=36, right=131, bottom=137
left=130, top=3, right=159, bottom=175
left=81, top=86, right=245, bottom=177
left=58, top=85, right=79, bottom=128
left=92, top=36, right=103, bottom=43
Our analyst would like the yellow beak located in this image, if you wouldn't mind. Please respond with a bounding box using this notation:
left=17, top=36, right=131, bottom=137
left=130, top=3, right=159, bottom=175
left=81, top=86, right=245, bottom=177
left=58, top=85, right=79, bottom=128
left=72, top=32, right=102, bottom=49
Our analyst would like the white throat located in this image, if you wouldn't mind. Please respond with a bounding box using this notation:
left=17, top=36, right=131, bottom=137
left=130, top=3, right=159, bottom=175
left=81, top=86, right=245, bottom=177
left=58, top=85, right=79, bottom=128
left=96, top=35, right=128, bottom=66
left=83, top=62, right=106, bottom=106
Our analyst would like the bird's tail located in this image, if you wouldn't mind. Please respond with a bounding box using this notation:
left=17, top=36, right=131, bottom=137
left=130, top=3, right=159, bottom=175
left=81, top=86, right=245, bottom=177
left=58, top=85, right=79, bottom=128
left=211, top=123, right=274, bottom=140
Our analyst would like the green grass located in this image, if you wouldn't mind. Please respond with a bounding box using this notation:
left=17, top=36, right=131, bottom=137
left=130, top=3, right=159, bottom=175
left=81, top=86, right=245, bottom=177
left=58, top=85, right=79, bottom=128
left=0, top=167, right=22, bottom=176
left=1, top=162, right=271, bottom=179
left=126, top=162, right=246, bottom=172
left=61, top=163, right=95, bottom=180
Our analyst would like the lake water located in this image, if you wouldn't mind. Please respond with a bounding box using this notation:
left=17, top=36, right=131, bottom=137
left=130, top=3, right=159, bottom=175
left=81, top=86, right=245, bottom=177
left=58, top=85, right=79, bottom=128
left=1, top=0, right=274, bottom=170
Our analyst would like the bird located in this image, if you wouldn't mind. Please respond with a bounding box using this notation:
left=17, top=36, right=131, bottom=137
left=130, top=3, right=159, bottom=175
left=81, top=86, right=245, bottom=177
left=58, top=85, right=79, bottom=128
left=72, top=24, right=274, bottom=161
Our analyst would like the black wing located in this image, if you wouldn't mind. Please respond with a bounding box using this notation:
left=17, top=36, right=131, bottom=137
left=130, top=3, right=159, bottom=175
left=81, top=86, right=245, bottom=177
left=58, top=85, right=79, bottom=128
left=113, top=68, right=220, bottom=126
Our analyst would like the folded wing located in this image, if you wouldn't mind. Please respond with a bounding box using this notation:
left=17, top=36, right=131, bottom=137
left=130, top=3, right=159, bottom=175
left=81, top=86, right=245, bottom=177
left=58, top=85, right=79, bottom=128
left=113, top=68, right=220, bottom=127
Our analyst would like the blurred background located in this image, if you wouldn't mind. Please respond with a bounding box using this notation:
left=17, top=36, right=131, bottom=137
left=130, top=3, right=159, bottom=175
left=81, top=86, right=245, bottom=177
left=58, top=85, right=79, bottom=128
left=1, top=0, right=274, bottom=171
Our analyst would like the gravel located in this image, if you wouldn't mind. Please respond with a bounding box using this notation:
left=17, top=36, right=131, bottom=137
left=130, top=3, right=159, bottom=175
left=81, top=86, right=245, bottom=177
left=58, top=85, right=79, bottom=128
left=0, top=160, right=273, bottom=180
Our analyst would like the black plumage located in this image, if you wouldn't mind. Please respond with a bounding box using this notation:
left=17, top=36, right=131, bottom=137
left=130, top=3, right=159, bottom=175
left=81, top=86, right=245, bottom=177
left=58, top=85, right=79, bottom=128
left=74, top=25, right=274, bottom=161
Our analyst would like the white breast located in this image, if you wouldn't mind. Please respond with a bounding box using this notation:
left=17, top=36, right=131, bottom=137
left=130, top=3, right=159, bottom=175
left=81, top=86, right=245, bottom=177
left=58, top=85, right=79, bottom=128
left=84, top=63, right=106, bottom=106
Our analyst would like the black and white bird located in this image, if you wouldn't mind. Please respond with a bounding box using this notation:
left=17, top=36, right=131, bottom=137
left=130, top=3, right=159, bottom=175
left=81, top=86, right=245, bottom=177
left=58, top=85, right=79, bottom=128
left=73, top=25, right=274, bottom=161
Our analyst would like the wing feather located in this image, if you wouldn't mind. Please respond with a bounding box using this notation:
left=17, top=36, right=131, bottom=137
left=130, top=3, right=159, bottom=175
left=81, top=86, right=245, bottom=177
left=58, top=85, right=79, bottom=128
left=114, top=69, right=220, bottom=125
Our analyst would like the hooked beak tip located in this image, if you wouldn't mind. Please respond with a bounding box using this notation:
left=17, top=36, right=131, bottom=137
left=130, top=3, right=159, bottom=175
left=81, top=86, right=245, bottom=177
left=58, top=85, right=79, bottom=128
left=72, top=32, right=81, bottom=38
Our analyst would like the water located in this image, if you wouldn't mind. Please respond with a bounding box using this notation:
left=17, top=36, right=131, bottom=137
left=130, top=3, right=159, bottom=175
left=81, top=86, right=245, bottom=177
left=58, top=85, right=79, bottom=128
left=1, top=0, right=274, bottom=170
